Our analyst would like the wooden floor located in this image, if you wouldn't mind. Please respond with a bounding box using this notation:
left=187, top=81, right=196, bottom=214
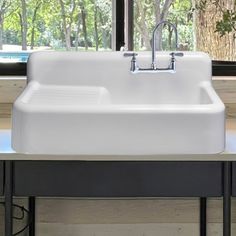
left=0, top=118, right=10, bottom=129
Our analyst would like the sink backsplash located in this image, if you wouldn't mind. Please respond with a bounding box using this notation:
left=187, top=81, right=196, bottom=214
left=26, top=51, right=212, bottom=106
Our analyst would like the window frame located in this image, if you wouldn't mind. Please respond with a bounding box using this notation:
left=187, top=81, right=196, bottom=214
left=212, top=61, right=236, bottom=76
left=0, top=63, right=26, bottom=76
left=0, top=0, right=235, bottom=76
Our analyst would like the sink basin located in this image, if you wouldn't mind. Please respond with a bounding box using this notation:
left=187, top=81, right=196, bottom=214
left=12, top=51, right=225, bottom=155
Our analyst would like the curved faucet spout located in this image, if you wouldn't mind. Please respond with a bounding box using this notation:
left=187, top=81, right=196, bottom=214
left=151, top=21, right=178, bottom=69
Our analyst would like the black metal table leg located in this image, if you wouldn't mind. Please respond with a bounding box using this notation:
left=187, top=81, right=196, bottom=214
left=5, top=161, right=13, bottom=236
left=200, top=197, right=207, bottom=236
left=223, top=162, right=232, bottom=236
left=28, top=197, right=36, bottom=236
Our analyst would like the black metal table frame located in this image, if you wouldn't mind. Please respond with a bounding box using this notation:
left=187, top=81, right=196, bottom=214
left=3, top=161, right=232, bottom=236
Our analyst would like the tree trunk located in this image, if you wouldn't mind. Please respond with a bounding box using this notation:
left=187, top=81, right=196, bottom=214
left=0, top=15, right=3, bottom=50
left=135, top=0, right=151, bottom=50
left=75, top=13, right=80, bottom=51
left=94, top=4, right=99, bottom=51
left=99, top=12, right=107, bottom=49
left=155, top=0, right=161, bottom=23
left=155, top=0, right=174, bottom=50
left=30, top=26, right=35, bottom=50
left=59, top=0, right=71, bottom=50
left=0, top=0, right=10, bottom=50
left=21, top=0, right=27, bottom=50
left=194, top=0, right=236, bottom=60
left=80, top=1, right=88, bottom=50
left=30, top=3, right=41, bottom=50
left=168, top=26, right=173, bottom=49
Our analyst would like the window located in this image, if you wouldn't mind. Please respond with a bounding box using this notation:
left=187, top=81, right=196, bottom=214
left=124, top=0, right=236, bottom=75
left=0, top=0, right=113, bottom=62
left=0, top=0, right=114, bottom=75
left=133, top=0, right=193, bottom=51
left=0, top=0, right=235, bottom=76
left=130, top=0, right=236, bottom=60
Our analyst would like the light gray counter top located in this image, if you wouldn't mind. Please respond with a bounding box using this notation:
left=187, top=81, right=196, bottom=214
left=0, top=129, right=235, bottom=161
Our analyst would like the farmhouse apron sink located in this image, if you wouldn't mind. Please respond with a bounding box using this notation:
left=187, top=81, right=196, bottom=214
left=12, top=51, right=225, bottom=155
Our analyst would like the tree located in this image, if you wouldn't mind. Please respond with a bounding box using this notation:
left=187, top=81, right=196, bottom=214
left=0, top=0, right=11, bottom=50
left=19, top=0, right=27, bottom=50
left=29, top=0, right=42, bottom=49
left=93, top=0, right=98, bottom=51
left=74, top=6, right=80, bottom=51
left=1, top=0, right=113, bottom=51
left=216, top=10, right=236, bottom=37
left=166, top=0, right=193, bottom=50
left=58, top=0, right=76, bottom=50
left=193, top=0, right=236, bottom=60
left=155, top=0, right=175, bottom=50
left=79, top=0, right=88, bottom=50
left=134, top=0, right=152, bottom=50
left=134, top=0, right=176, bottom=50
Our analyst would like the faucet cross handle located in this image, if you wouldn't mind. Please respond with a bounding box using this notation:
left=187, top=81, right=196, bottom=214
left=123, top=52, right=139, bottom=72
left=123, top=52, right=138, bottom=58
left=168, top=52, right=184, bottom=71
left=170, top=52, right=184, bottom=57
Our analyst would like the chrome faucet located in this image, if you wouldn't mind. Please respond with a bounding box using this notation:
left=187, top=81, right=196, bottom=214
left=151, top=21, right=178, bottom=69
left=124, top=21, right=183, bottom=73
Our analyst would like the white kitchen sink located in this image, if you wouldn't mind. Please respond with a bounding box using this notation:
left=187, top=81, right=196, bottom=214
left=12, top=51, right=225, bottom=155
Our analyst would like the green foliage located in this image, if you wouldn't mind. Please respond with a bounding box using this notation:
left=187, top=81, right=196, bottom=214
left=195, top=0, right=236, bottom=36
left=2, top=0, right=112, bottom=50
left=166, top=0, right=193, bottom=50
left=0, top=0, right=235, bottom=51
left=134, top=0, right=194, bottom=51
left=215, top=10, right=236, bottom=37
left=194, top=0, right=207, bottom=11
